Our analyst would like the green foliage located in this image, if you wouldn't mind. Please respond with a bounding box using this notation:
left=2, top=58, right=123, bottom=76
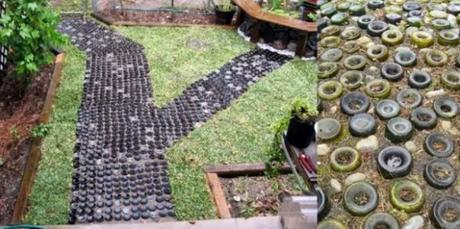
left=307, top=12, right=318, bottom=21
left=213, top=0, right=235, bottom=11
left=31, top=123, right=51, bottom=138
left=0, top=0, right=64, bottom=79
left=10, top=126, right=20, bottom=141
left=291, top=98, right=318, bottom=121
left=265, top=98, right=317, bottom=176
left=269, top=0, right=283, bottom=10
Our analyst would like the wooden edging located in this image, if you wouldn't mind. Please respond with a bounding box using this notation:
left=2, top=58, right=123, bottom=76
left=11, top=53, right=66, bottom=224
left=92, top=13, right=236, bottom=30
left=204, top=162, right=291, bottom=219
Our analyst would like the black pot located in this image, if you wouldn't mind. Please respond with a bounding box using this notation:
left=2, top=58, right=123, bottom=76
left=215, top=7, right=236, bottom=25
left=286, top=116, right=315, bottom=148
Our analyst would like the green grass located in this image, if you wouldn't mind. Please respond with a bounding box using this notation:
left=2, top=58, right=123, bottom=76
left=25, top=44, right=86, bottom=225
left=115, top=26, right=254, bottom=107
left=48, top=0, right=90, bottom=13
left=167, top=59, right=316, bottom=220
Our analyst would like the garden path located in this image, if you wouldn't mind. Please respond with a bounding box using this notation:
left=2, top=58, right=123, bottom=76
left=59, top=18, right=290, bottom=223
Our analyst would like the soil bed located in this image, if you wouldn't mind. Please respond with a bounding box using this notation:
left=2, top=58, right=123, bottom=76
left=0, top=64, right=54, bottom=224
left=96, top=10, right=216, bottom=25
left=220, top=175, right=302, bottom=218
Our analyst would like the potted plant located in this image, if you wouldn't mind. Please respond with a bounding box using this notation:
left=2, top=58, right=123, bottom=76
left=213, top=0, right=236, bottom=25
left=286, top=98, right=317, bottom=148
left=300, top=0, right=318, bottom=22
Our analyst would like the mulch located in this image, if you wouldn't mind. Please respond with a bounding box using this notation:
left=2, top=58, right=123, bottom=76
left=97, top=9, right=217, bottom=25
left=0, top=64, right=54, bottom=224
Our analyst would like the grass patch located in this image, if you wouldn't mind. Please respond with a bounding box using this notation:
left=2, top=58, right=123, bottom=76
left=24, top=44, right=86, bottom=225
left=167, top=59, right=316, bottom=220
left=48, top=0, right=90, bottom=13
left=115, top=26, right=254, bottom=107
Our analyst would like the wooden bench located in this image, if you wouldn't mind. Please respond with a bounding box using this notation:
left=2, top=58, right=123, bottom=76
left=232, top=0, right=316, bottom=56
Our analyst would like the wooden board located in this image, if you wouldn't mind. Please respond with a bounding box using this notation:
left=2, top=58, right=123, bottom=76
left=232, top=0, right=316, bottom=32
left=206, top=173, right=232, bottom=219
left=11, top=53, right=65, bottom=223
left=204, top=163, right=291, bottom=177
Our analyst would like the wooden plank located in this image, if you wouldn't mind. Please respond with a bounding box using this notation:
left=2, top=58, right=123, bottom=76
left=206, top=173, right=232, bottom=218
left=232, top=0, right=316, bottom=32
left=11, top=53, right=66, bottom=223
left=204, top=163, right=291, bottom=177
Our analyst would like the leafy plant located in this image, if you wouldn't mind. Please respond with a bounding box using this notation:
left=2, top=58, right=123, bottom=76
left=265, top=98, right=317, bottom=177
left=31, top=123, right=51, bottom=138
left=307, top=12, right=318, bottom=21
left=212, top=0, right=235, bottom=11
left=291, top=98, right=317, bottom=121
left=269, top=0, right=283, bottom=11
left=0, top=0, right=65, bottom=82
left=10, top=126, right=20, bottom=141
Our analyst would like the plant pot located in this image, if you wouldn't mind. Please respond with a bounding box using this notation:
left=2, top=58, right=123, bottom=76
left=286, top=116, right=315, bottom=149
left=215, top=6, right=236, bottom=25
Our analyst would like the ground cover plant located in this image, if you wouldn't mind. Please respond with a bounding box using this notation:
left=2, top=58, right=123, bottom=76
left=317, top=1, right=460, bottom=228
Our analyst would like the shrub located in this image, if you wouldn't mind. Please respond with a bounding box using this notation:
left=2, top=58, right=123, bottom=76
left=0, top=0, right=64, bottom=81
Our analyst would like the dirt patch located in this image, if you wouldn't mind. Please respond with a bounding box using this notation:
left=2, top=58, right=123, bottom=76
left=220, top=175, right=302, bottom=218
left=353, top=192, right=369, bottom=206
left=0, top=64, right=54, bottom=224
left=97, top=9, right=217, bottom=25
left=399, top=188, right=416, bottom=202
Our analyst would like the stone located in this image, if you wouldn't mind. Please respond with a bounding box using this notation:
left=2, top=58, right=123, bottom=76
left=317, top=144, right=331, bottom=156
left=330, top=179, right=342, bottom=193
left=405, top=27, right=419, bottom=36
left=345, top=173, right=366, bottom=186
left=405, top=141, right=417, bottom=153
left=402, top=215, right=424, bottom=229
left=441, top=121, right=460, bottom=136
left=426, top=89, right=446, bottom=98
left=447, top=47, right=458, bottom=57
left=330, top=106, right=338, bottom=113
left=357, top=36, right=372, bottom=48
left=395, top=46, right=412, bottom=53
left=430, top=10, right=447, bottom=19
left=356, top=135, right=379, bottom=152
left=368, top=66, right=379, bottom=74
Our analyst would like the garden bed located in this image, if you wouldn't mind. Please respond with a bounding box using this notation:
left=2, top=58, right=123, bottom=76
left=94, top=10, right=217, bottom=26
left=221, top=175, right=302, bottom=218
left=0, top=54, right=64, bottom=224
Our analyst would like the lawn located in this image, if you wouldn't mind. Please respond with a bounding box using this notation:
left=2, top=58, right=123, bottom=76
left=48, top=0, right=90, bottom=12
left=115, top=26, right=254, bottom=107
left=25, top=44, right=86, bottom=224
left=166, top=59, right=315, bottom=220
left=24, top=24, right=316, bottom=224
